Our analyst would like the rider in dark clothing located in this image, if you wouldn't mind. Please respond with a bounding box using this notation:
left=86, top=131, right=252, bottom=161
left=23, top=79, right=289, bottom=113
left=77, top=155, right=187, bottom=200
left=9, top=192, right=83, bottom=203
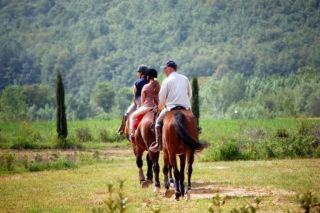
left=117, top=64, right=149, bottom=134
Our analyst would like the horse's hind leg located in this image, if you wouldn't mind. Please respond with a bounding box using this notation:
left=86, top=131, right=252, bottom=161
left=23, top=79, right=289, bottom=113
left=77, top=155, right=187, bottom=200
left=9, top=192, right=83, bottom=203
left=149, top=151, right=160, bottom=192
left=163, top=149, right=170, bottom=190
left=186, top=151, right=194, bottom=194
left=171, top=155, right=181, bottom=200
left=169, top=166, right=174, bottom=187
left=136, top=152, right=145, bottom=183
left=146, top=154, right=153, bottom=183
left=179, top=154, right=186, bottom=197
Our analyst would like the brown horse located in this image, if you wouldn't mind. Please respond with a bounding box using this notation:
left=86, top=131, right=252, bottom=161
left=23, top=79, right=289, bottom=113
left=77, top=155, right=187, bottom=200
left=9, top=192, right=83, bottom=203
left=162, top=109, right=207, bottom=200
left=124, top=111, right=161, bottom=191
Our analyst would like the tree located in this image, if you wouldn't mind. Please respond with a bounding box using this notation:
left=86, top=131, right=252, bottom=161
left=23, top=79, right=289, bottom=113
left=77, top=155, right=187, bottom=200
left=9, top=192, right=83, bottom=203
left=191, top=77, right=200, bottom=131
left=0, top=85, right=27, bottom=121
left=91, top=81, right=115, bottom=114
left=56, top=69, right=68, bottom=139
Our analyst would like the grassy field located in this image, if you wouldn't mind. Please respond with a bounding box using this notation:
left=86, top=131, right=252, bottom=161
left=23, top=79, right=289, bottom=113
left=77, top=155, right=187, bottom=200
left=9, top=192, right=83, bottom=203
left=0, top=118, right=320, bottom=212
left=1, top=117, right=319, bottom=147
left=0, top=150, right=319, bottom=212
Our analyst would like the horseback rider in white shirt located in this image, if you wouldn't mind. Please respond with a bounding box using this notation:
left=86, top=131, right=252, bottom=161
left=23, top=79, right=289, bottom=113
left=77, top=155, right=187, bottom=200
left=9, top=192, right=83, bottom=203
left=149, top=60, right=192, bottom=152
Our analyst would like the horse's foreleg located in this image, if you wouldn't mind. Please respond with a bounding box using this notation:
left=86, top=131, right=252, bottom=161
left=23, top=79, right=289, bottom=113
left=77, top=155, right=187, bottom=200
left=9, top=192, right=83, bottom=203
left=146, top=154, right=153, bottom=182
left=179, top=154, right=186, bottom=197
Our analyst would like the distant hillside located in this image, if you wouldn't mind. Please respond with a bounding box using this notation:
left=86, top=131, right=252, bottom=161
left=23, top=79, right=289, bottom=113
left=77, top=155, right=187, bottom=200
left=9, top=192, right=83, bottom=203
left=1, top=0, right=320, bottom=94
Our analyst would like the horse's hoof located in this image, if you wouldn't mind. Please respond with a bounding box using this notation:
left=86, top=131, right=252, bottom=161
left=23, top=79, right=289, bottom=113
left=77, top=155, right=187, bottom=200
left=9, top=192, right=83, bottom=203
left=141, top=180, right=149, bottom=188
left=164, top=189, right=175, bottom=198
left=153, top=186, right=160, bottom=193
left=147, top=179, right=153, bottom=184
left=175, top=192, right=181, bottom=200
left=186, top=190, right=191, bottom=200
left=170, top=182, right=174, bottom=188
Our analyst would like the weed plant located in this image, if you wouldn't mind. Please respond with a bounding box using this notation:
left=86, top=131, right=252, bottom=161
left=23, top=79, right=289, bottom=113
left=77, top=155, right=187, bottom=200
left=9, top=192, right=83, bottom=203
left=208, top=192, right=261, bottom=213
left=296, top=191, right=320, bottom=213
left=92, top=179, right=128, bottom=213
left=75, top=127, right=93, bottom=142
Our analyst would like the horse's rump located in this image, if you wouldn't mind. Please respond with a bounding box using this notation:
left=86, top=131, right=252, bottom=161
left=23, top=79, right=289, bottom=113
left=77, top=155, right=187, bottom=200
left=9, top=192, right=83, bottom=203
left=163, top=110, right=206, bottom=152
left=136, top=111, right=156, bottom=149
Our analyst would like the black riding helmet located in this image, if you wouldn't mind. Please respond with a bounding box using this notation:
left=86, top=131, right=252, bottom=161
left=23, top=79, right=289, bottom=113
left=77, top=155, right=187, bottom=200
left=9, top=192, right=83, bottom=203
left=146, top=68, right=158, bottom=78
left=137, top=64, right=148, bottom=76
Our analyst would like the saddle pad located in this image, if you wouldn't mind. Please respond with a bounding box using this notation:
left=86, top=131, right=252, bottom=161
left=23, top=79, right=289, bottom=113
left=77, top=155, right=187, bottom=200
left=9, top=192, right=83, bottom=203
left=133, top=114, right=144, bottom=129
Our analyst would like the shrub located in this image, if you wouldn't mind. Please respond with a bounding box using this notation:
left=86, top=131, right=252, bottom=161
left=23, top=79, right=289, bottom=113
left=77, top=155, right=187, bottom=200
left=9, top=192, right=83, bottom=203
left=75, top=127, right=92, bottom=142
left=276, top=128, right=289, bottom=138
left=22, top=155, right=29, bottom=169
left=29, top=158, right=77, bottom=172
left=220, top=140, right=241, bottom=160
left=99, top=129, right=109, bottom=142
left=297, top=118, right=314, bottom=137
left=55, top=137, right=82, bottom=149
left=93, top=151, right=100, bottom=162
left=199, top=143, right=222, bottom=162
left=296, top=191, right=319, bottom=213
left=1, top=153, right=16, bottom=171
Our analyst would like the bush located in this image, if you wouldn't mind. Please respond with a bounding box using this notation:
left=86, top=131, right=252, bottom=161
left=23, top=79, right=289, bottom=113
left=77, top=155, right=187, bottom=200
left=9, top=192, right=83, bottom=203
left=75, top=127, right=92, bottom=142
left=276, top=128, right=289, bottom=138
left=29, top=158, right=77, bottom=172
left=0, top=153, right=16, bottom=171
left=99, top=129, right=109, bottom=142
left=55, top=137, right=82, bottom=149
left=200, top=146, right=221, bottom=162
left=220, top=141, right=241, bottom=160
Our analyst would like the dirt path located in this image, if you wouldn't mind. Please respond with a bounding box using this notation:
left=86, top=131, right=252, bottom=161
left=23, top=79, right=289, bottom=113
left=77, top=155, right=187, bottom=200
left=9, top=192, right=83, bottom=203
left=0, top=147, right=133, bottom=161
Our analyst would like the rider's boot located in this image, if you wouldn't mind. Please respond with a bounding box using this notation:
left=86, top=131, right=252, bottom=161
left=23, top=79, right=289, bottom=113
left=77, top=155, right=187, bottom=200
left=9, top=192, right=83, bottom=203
left=117, top=114, right=127, bottom=135
left=149, top=126, right=162, bottom=152
left=129, top=127, right=136, bottom=143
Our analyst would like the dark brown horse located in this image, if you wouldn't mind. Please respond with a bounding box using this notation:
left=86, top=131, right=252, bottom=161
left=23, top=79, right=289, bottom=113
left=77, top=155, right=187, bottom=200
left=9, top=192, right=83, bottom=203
left=124, top=111, right=161, bottom=191
left=162, top=109, right=207, bottom=200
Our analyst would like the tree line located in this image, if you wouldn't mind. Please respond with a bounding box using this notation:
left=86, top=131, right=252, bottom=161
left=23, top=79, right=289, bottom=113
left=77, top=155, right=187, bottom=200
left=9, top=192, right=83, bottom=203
left=0, top=0, right=320, bottom=120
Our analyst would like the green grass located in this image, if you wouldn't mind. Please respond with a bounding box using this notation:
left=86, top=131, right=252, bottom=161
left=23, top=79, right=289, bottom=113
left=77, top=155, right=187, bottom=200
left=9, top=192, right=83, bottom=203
left=0, top=119, right=128, bottom=149
left=199, top=118, right=319, bottom=143
left=0, top=153, right=319, bottom=212
left=1, top=118, right=319, bottom=211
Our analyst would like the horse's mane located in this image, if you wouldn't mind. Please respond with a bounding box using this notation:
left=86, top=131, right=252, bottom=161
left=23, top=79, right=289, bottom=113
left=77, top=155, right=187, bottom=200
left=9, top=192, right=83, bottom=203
left=173, top=111, right=207, bottom=152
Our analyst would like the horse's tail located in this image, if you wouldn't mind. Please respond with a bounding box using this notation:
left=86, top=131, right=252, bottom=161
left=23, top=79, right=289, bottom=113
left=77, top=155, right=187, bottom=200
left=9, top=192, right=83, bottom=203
left=174, top=111, right=208, bottom=152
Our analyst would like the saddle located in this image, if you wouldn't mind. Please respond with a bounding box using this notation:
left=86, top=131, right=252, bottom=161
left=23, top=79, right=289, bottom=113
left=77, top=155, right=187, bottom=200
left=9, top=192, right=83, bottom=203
left=171, top=106, right=186, bottom=111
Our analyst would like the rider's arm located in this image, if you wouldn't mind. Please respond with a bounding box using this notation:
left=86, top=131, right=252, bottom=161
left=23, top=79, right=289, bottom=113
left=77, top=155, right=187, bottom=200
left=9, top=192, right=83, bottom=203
left=141, top=89, right=146, bottom=105
left=133, top=85, right=137, bottom=96
left=158, top=80, right=167, bottom=106
left=154, top=83, right=160, bottom=106
left=187, top=80, right=192, bottom=100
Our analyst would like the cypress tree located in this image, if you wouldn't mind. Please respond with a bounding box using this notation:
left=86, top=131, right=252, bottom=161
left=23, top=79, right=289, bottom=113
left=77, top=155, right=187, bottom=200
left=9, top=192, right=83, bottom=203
left=56, top=69, right=68, bottom=139
left=191, top=77, right=200, bottom=132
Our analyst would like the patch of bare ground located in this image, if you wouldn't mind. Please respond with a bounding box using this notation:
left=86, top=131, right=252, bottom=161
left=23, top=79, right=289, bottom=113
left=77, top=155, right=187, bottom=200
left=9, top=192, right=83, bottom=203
left=0, top=148, right=132, bottom=161
left=162, top=181, right=295, bottom=200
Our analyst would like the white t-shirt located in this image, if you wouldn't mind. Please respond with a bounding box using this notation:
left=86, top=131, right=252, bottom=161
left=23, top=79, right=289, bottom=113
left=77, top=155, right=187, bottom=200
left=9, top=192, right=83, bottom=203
left=159, top=72, right=192, bottom=110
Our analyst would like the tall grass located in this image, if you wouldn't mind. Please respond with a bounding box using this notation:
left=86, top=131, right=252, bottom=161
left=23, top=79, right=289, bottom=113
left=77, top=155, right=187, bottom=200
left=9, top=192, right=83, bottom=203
left=0, top=119, right=128, bottom=149
left=1, top=118, right=319, bottom=160
left=200, top=118, right=320, bottom=161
